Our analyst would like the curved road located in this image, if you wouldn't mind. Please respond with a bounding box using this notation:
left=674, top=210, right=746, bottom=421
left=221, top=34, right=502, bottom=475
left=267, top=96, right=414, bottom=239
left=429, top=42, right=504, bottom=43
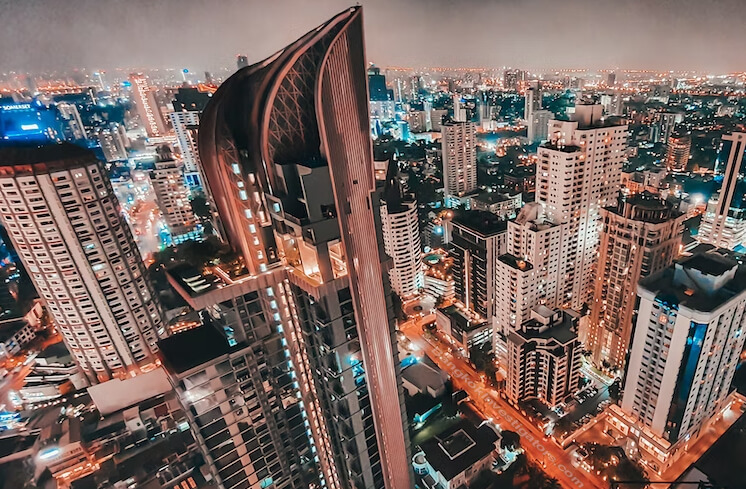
left=400, top=316, right=605, bottom=489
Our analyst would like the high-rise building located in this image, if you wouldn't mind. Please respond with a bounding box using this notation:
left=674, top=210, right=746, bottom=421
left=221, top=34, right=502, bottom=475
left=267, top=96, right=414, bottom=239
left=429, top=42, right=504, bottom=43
left=450, top=211, right=507, bottom=319
left=0, top=144, right=165, bottom=384
left=606, top=72, right=616, bottom=87
left=150, top=146, right=196, bottom=242
left=505, top=307, right=582, bottom=407
left=129, top=73, right=166, bottom=137
left=664, top=132, right=691, bottom=170
left=196, top=7, right=412, bottom=489
left=380, top=161, right=422, bottom=299
left=608, top=248, right=746, bottom=471
left=540, top=103, right=629, bottom=311
left=503, top=69, right=524, bottom=91
left=524, top=81, right=541, bottom=131
left=169, top=111, right=202, bottom=187
left=236, top=54, right=249, bottom=69
left=587, top=192, right=685, bottom=371
left=441, top=120, right=477, bottom=204
left=699, top=132, right=746, bottom=250
left=56, top=102, right=87, bottom=141
left=657, top=112, right=683, bottom=144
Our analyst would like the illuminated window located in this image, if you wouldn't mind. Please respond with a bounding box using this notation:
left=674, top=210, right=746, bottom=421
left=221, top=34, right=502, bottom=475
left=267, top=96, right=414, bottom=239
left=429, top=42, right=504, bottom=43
left=232, top=163, right=240, bottom=174
left=239, top=190, right=248, bottom=201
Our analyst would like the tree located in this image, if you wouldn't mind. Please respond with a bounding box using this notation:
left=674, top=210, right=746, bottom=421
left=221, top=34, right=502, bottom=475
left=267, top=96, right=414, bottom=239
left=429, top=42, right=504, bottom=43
left=501, top=430, right=520, bottom=450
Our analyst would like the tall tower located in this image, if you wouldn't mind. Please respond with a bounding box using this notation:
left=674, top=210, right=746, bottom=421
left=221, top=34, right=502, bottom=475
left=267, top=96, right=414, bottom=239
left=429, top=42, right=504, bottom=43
left=614, top=248, right=746, bottom=470
left=524, top=81, right=542, bottom=141
left=129, top=73, right=166, bottom=138
left=0, top=144, right=164, bottom=384
left=380, top=161, right=422, bottom=299
left=441, top=120, right=477, bottom=205
left=588, top=192, right=684, bottom=371
left=539, top=103, right=628, bottom=311
left=197, top=7, right=412, bottom=489
left=170, top=86, right=212, bottom=187
left=699, top=132, right=746, bottom=250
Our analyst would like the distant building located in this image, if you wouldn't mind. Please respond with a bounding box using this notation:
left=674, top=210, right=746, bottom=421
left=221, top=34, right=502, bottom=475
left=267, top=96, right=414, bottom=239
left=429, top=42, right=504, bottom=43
left=441, top=120, right=477, bottom=204
left=96, top=124, right=128, bottom=162
left=469, top=190, right=522, bottom=219
left=699, top=132, right=746, bottom=250
left=609, top=247, right=746, bottom=472
left=0, top=98, right=65, bottom=143
left=150, top=146, right=196, bottom=242
left=129, top=73, right=166, bottom=137
left=587, top=192, right=685, bottom=371
left=505, top=307, right=582, bottom=407
left=665, top=132, right=691, bottom=170
left=528, top=109, right=552, bottom=144
left=236, top=54, right=249, bottom=69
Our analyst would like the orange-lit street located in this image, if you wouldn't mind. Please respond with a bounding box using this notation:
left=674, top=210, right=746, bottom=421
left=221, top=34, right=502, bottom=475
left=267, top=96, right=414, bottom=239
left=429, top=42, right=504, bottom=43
left=400, top=315, right=606, bottom=489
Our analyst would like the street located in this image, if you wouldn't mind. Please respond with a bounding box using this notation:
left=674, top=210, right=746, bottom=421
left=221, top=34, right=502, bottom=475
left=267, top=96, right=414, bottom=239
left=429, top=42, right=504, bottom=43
left=400, top=316, right=606, bottom=489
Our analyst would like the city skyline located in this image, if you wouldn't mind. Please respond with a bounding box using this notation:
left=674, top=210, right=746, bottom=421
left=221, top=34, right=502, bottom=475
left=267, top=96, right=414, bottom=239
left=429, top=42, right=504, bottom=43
left=3, top=0, right=746, bottom=73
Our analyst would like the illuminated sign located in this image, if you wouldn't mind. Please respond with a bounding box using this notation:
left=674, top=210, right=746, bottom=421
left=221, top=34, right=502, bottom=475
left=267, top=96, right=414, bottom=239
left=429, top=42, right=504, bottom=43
left=38, top=447, right=61, bottom=460
left=1, top=104, right=32, bottom=111
left=20, top=124, right=39, bottom=131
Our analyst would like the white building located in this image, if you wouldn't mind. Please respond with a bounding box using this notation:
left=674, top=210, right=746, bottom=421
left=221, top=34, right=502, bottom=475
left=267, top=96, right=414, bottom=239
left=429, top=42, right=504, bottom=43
left=528, top=110, right=552, bottom=144
left=0, top=144, right=165, bottom=384
left=441, top=121, right=477, bottom=205
left=96, top=125, right=128, bottom=163
left=151, top=146, right=196, bottom=242
left=539, top=103, right=628, bottom=311
left=608, top=247, right=746, bottom=471
left=505, top=307, right=582, bottom=407
left=699, top=132, right=746, bottom=251
left=168, top=110, right=202, bottom=187
left=380, top=164, right=423, bottom=299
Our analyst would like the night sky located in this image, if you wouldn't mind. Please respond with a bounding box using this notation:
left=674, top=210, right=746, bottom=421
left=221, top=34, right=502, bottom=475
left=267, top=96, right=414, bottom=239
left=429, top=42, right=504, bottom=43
left=1, top=0, right=745, bottom=73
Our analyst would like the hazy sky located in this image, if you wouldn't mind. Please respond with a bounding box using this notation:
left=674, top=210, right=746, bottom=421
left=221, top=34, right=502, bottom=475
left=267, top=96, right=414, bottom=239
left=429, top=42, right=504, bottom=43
left=1, top=0, right=745, bottom=73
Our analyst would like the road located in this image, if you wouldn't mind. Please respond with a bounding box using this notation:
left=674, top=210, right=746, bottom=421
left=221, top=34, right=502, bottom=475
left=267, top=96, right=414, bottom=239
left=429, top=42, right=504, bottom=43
left=400, top=316, right=605, bottom=489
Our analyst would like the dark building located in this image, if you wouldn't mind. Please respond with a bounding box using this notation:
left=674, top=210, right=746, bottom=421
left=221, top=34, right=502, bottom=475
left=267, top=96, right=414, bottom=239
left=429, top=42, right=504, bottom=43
left=450, top=211, right=507, bottom=319
left=367, top=66, right=393, bottom=102
left=187, top=7, right=412, bottom=489
left=171, top=86, right=212, bottom=113
left=236, top=54, right=249, bottom=70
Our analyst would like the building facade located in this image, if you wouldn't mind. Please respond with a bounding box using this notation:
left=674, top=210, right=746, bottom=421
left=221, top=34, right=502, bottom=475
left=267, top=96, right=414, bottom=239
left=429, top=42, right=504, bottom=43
left=609, top=247, right=746, bottom=470
left=699, top=132, right=746, bottom=250
left=150, top=146, right=196, bottom=242
left=587, top=192, right=685, bottom=371
left=505, top=307, right=581, bottom=407
left=129, top=73, right=166, bottom=138
left=0, top=144, right=164, bottom=384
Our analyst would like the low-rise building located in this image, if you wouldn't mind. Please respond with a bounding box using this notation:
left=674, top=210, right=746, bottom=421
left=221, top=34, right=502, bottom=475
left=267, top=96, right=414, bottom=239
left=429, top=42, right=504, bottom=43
left=469, top=190, right=523, bottom=219
left=413, top=418, right=501, bottom=489
left=436, top=304, right=491, bottom=353
left=0, top=319, right=35, bottom=359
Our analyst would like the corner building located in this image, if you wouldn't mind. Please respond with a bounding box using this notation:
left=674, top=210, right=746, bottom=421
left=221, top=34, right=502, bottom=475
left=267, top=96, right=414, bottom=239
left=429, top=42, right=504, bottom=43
left=197, top=7, right=411, bottom=489
left=0, top=144, right=164, bottom=384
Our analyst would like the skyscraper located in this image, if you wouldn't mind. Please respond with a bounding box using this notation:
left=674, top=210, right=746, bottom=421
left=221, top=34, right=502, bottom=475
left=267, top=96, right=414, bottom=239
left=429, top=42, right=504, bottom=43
left=170, top=86, right=213, bottom=187
left=129, top=73, right=166, bottom=137
left=380, top=161, right=422, bottom=299
left=0, top=144, right=165, bottom=384
left=441, top=120, right=477, bottom=205
left=699, top=132, right=746, bottom=250
left=587, top=192, right=685, bottom=371
left=524, top=81, right=542, bottom=141
left=608, top=247, right=746, bottom=471
left=196, top=7, right=412, bottom=489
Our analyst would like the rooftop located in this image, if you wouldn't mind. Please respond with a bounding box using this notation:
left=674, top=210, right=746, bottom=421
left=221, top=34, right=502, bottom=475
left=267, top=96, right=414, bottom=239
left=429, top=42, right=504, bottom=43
left=470, top=190, right=518, bottom=205
left=452, top=210, right=507, bottom=237
left=166, top=264, right=219, bottom=297
left=158, top=326, right=231, bottom=375
left=498, top=253, right=533, bottom=272
left=0, top=142, right=96, bottom=175
left=540, top=142, right=582, bottom=153
left=509, top=310, right=578, bottom=346
left=640, top=248, right=746, bottom=313
left=419, top=418, right=499, bottom=481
